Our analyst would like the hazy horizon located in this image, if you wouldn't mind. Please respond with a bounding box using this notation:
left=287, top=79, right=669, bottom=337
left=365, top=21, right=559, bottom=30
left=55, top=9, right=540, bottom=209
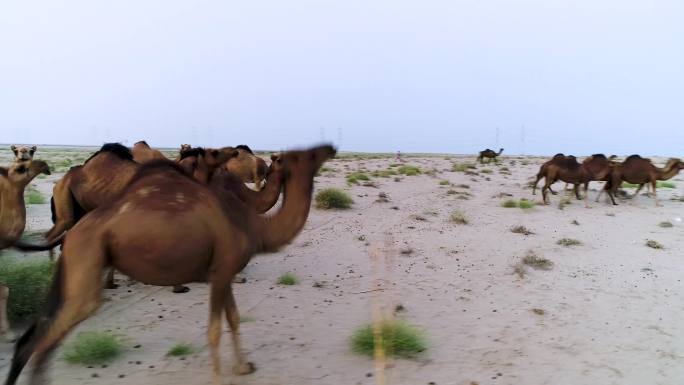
left=2, top=1, right=683, bottom=156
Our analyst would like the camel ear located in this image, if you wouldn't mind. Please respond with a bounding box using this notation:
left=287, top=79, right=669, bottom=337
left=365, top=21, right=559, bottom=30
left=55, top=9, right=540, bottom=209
left=10, top=145, right=17, bottom=155
left=30, top=145, right=37, bottom=152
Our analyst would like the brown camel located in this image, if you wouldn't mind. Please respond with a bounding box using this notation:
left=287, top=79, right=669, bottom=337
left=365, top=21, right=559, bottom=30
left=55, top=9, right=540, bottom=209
left=4, top=145, right=336, bottom=385
left=540, top=155, right=614, bottom=207
left=174, top=144, right=193, bottom=161
left=224, top=145, right=268, bottom=191
left=532, top=153, right=566, bottom=195
left=477, top=148, right=503, bottom=164
left=601, top=156, right=684, bottom=206
left=131, top=140, right=167, bottom=163
left=10, top=145, right=37, bottom=161
left=46, top=143, right=237, bottom=291
left=0, top=160, right=51, bottom=341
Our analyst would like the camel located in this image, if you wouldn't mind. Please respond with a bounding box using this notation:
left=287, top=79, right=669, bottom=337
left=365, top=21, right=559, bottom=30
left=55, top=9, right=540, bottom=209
left=0, top=160, right=51, bottom=341
left=532, top=153, right=566, bottom=195
left=45, top=143, right=237, bottom=291
left=131, top=140, right=167, bottom=163
left=601, top=156, right=684, bottom=206
left=10, top=145, right=37, bottom=161
left=540, top=155, right=615, bottom=207
left=4, top=145, right=336, bottom=385
left=224, top=145, right=268, bottom=191
left=477, top=148, right=503, bottom=164
left=174, top=144, right=193, bottom=161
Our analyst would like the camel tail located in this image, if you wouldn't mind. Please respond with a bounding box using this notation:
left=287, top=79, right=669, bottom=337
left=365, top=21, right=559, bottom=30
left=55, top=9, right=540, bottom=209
left=12, top=233, right=65, bottom=251
left=50, top=196, right=56, bottom=224
left=5, top=258, right=65, bottom=385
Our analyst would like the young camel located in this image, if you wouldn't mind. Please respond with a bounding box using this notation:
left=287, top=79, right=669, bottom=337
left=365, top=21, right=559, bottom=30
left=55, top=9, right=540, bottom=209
left=4, top=145, right=336, bottom=385
left=601, top=156, right=684, bottom=206
left=540, top=155, right=615, bottom=207
left=224, top=145, right=269, bottom=191
left=476, top=148, right=503, bottom=164
left=10, top=145, right=37, bottom=161
left=0, top=160, right=51, bottom=342
left=46, top=144, right=236, bottom=291
left=131, top=140, right=168, bottom=163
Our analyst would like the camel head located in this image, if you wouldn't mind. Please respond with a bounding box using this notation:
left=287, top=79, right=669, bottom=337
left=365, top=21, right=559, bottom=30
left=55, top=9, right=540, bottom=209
left=0, top=160, right=50, bottom=190
left=10, top=145, right=37, bottom=161
left=280, top=145, right=336, bottom=179
left=266, top=153, right=285, bottom=177
left=133, top=140, right=150, bottom=149
left=206, top=147, right=239, bottom=168
left=664, top=158, right=684, bottom=171
left=180, top=144, right=192, bottom=153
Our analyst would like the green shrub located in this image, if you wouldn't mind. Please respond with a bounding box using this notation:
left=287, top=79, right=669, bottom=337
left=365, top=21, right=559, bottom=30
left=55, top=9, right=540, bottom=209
left=0, top=257, right=54, bottom=320
left=315, top=188, right=353, bottom=209
left=277, top=273, right=298, bottom=285
left=350, top=320, right=426, bottom=358
left=25, top=185, right=46, bottom=204
left=646, top=239, right=663, bottom=249
left=63, top=332, right=123, bottom=366
left=659, top=221, right=673, bottom=228
left=451, top=162, right=475, bottom=172
left=167, top=343, right=194, bottom=357
left=439, top=180, right=450, bottom=186
left=398, top=165, right=421, bottom=176
left=346, top=172, right=370, bottom=185
left=502, top=200, right=517, bottom=208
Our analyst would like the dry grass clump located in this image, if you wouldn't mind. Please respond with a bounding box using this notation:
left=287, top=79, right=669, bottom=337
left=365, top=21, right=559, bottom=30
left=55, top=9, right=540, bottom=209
left=510, top=225, right=533, bottom=235
left=522, top=251, right=553, bottom=270
left=398, top=165, right=421, bottom=176
left=315, top=188, right=353, bottom=209
left=451, top=162, right=475, bottom=172
left=557, top=238, right=581, bottom=247
left=449, top=210, right=468, bottom=225
left=659, top=221, right=673, bottom=228
left=646, top=239, right=664, bottom=249
left=439, top=180, right=450, bottom=186
left=346, top=172, right=370, bottom=185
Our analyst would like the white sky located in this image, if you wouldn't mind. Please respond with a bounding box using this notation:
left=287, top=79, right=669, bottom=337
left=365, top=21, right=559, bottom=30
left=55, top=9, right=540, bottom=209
left=1, top=0, right=683, bottom=155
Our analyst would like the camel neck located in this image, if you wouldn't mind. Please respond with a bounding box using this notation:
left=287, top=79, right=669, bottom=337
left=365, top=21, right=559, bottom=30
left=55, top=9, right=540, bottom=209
left=255, top=172, right=312, bottom=252
left=656, top=164, right=680, bottom=180
left=250, top=170, right=283, bottom=213
left=0, top=184, right=27, bottom=248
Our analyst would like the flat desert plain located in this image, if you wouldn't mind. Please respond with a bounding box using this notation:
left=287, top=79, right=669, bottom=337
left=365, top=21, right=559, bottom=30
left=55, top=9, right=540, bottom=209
left=2, top=147, right=684, bottom=385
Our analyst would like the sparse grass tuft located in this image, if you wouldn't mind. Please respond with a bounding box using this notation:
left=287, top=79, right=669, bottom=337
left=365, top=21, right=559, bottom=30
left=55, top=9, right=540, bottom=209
left=480, top=169, right=493, bottom=174
left=439, top=180, right=450, bottom=186
left=451, top=162, right=475, bottom=172
left=557, top=238, right=581, bottom=247
left=449, top=210, right=468, bottom=225
left=0, top=257, right=54, bottom=320
left=63, top=332, right=123, bottom=366
left=646, top=239, right=663, bottom=249
left=658, top=181, right=676, bottom=189
left=167, top=343, right=194, bottom=357
left=239, top=315, right=256, bottom=323
left=558, top=196, right=572, bottom=210
left=502, top=199, right=534, bottom=209
left=522, top=251, right=553, bottom=270
left=510, top=225, right=533, bottom=235
left=315, top=188, right=353, bottom=209
left=398, top=165, right=421, bottom=176
left=277, top=273, right=298, bottom=285
left=346, top=172, right=370, bottom=185
left=502, top=199, right=517, bottom=208
left=659, top=221, right=673, bottom=228
left=350, top=320, right=426, bottom=358
left=25, top=185, right=46, bottom=204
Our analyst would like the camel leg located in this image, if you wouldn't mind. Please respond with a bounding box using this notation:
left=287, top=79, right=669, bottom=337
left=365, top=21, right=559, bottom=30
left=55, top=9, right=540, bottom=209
left=105, top=268, right=118, bottom=289
left=225, top=285, right=255, bottom=375
left=548, top=184, right=558, bottom=195
left=0, top=285, right=14, bottom=342
left=172, top=285, right=190, bottom=293
left=573, top=184, right=581, bottom=200
left=633, top=183, right=645, bottom=198
left=541, top=181, right=552, bottom=205
left=652, top=180, right=661, bottom=207
left=208, top=283, right=228, bottom=385
left=584, top=184, right=590, bottom=208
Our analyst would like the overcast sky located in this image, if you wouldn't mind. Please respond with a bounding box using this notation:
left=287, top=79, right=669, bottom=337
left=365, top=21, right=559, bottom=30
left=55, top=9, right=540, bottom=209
left=1, top=1, right=683, bottom=155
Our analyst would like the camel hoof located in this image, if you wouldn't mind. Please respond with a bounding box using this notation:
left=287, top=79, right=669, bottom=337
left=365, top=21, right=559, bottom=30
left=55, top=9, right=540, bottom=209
left=172, top=286, right=190, bottom=294
left=233, top=361, right=256, bottom=375
left=233, top=275, right=247, bottom=284
left=106, top=282, right=119, bottom=290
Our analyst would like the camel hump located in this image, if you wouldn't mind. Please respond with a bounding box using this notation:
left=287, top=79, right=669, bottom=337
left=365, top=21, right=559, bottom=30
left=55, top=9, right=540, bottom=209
left=591, top=154, right=607, bottom=159
left=127, top=159, right=190, bottom=187
left=134, top=140, right=149, bottom=146
left=561, top=155, right=580, bottom=169
left=85, top=143, right=133, bottom=164
left=236, top=145, right=254, bottom=155
left=552, top=153, right=565, bottom=159
left=624, top=154, right=643, bottom=162
left=179, top=147, right=206, bottom=160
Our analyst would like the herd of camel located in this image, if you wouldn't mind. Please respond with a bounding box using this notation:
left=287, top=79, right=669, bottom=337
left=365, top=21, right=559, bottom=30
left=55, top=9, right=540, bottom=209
left=0, top=144, right=682, bottom=384
left=0, top=142, right=335, bottom=385
left=477, top=148, right=684, bottom=207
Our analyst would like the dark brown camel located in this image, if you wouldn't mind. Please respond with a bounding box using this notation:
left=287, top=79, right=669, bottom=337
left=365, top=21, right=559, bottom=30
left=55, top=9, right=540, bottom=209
left=45, top=144, right=236, bottom=291
left=224, top=145, right=269, bottom=190
left=0, top=160, right=51, bottom=341
left=540, top=155, right=614, bottom=207
left=532, top=153, right=566, bottom=195
left=4, top=145, right=336, bottom=385
left=477, top=148, right=503, bottom=164
left=131, top=140, right=168, bottom=163
left=601, top=156, right=684, bottom=206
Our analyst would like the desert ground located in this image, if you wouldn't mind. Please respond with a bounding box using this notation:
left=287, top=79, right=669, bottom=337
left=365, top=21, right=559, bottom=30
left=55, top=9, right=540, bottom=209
left=2, top=146, right=684, bottom=385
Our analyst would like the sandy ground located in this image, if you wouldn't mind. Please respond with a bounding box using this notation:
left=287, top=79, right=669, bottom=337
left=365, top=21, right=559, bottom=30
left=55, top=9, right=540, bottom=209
left=3, top=148, right=684, bottom=385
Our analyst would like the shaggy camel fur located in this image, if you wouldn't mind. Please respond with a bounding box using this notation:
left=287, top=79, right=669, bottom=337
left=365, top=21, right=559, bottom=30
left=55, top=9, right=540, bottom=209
left=10, top=146, right=37, bottom=161
left=477, top=148, right=503, bottom=164
left=224, top=145, right=268, bottom=191
left=4, top=145, right=335, bottom=385
left=601, top=156, right=684, bottom=206
left=0, top=160, right=51, bottom=341
left=131, top=140, right=167, bottom=163
left=540, top=155, right=614, bottom=207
